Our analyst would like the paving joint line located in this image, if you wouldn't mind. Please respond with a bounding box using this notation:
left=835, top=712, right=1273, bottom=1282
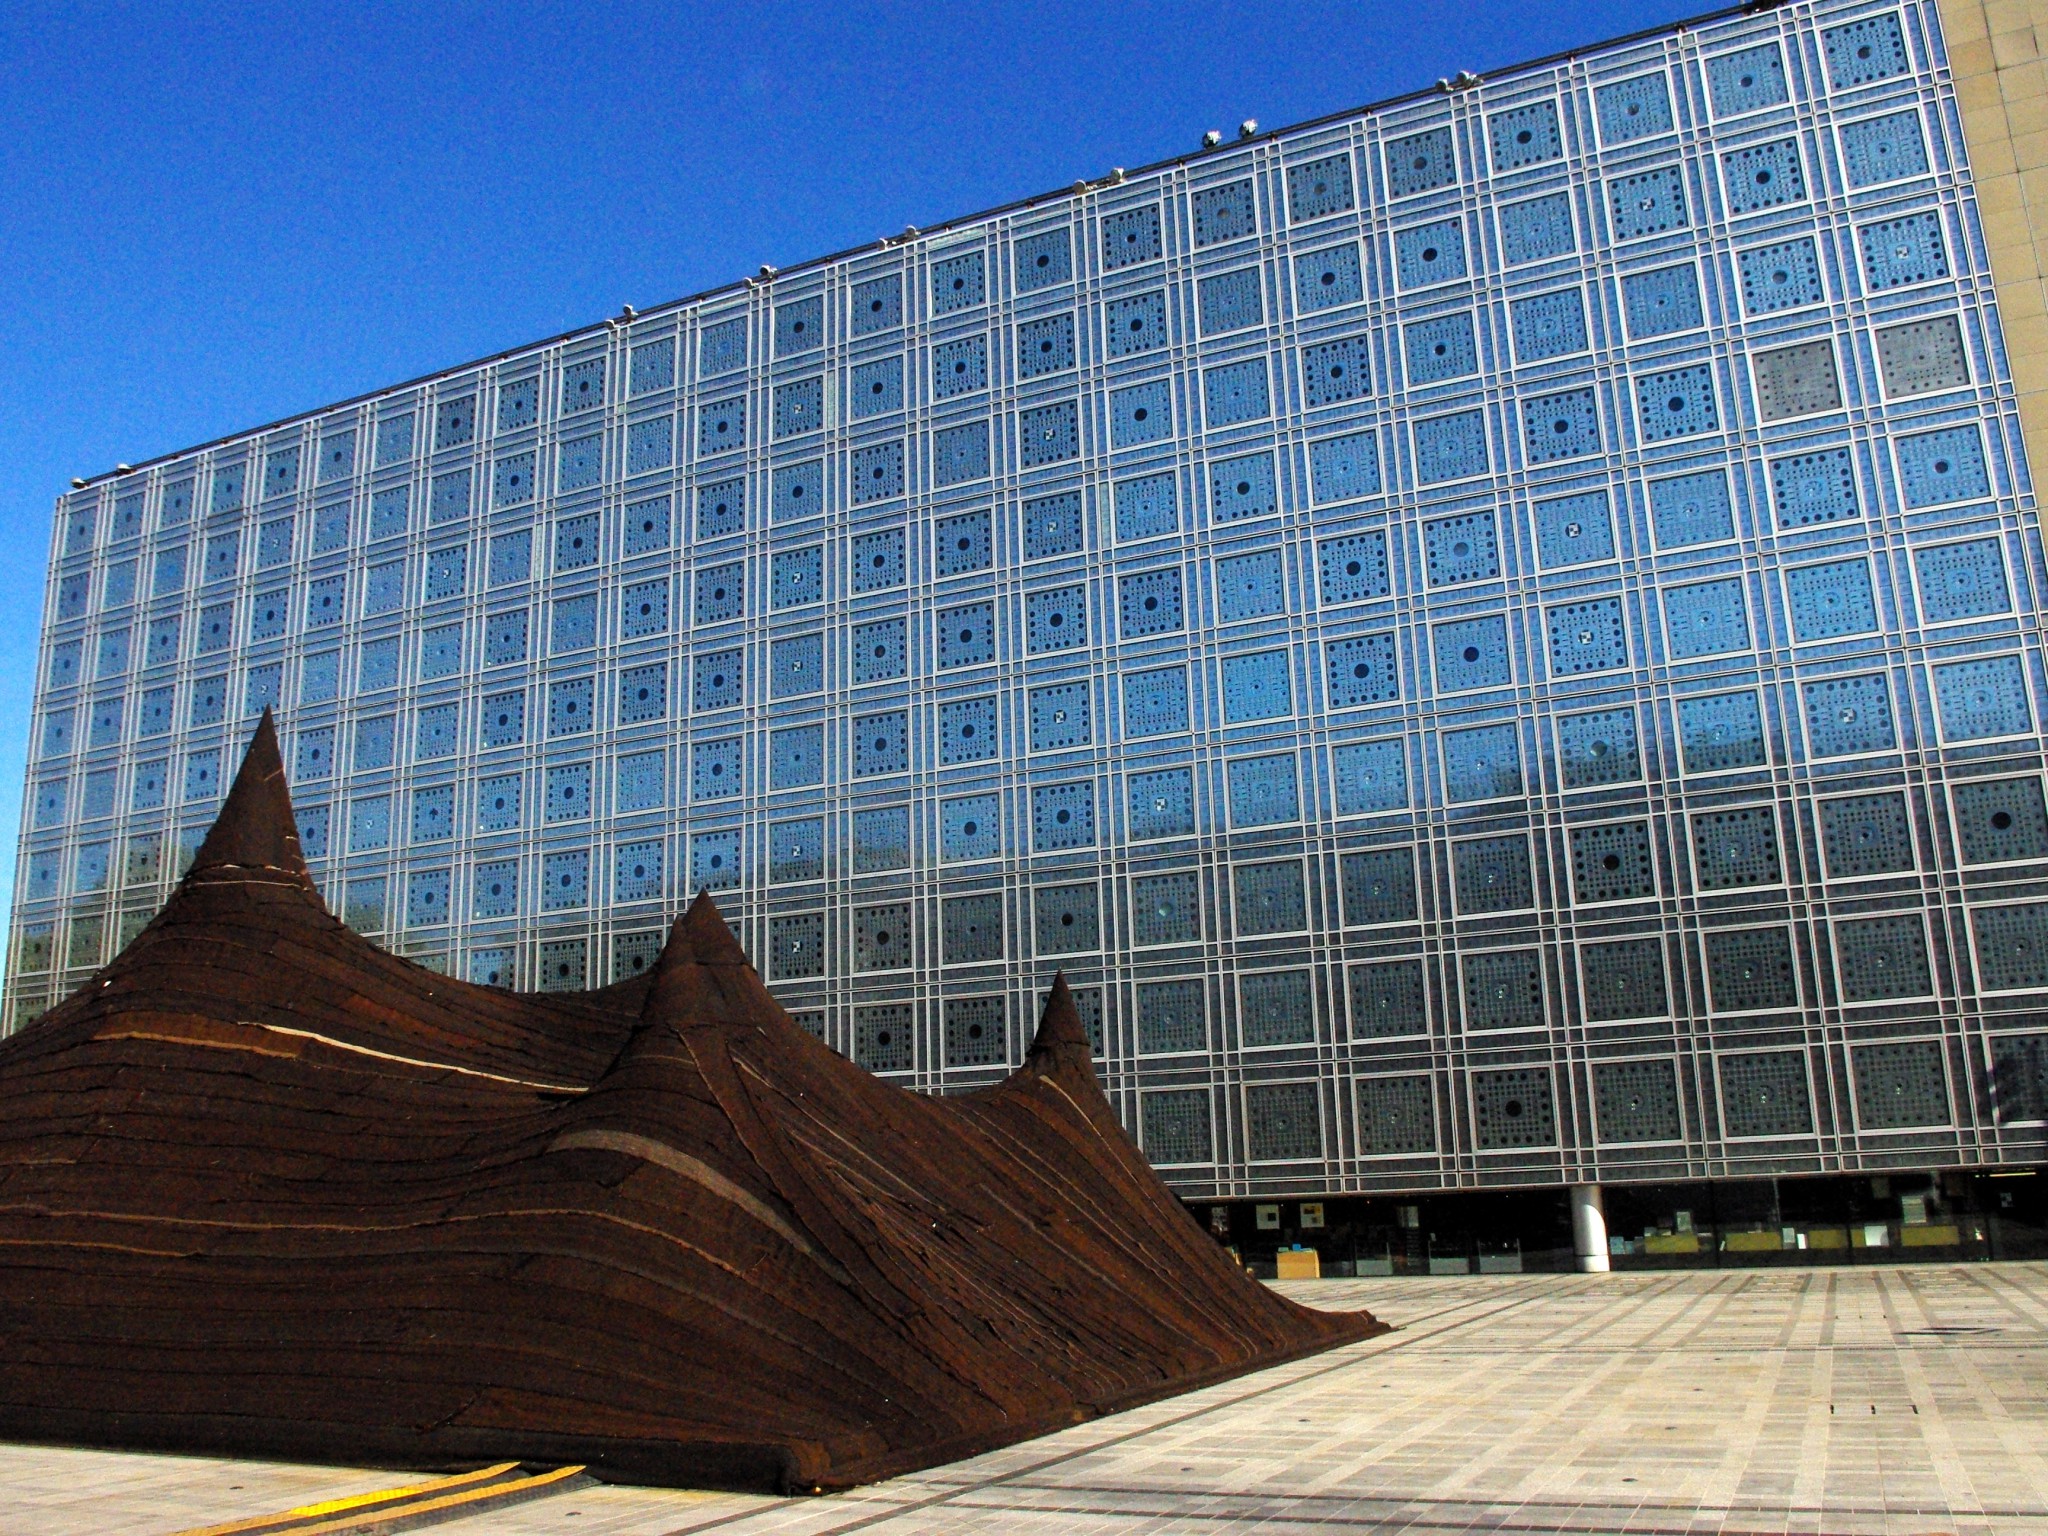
left=649, top=1283, right=1568, bottom=1536
left=919, top=1486, right=2048, bottom=1529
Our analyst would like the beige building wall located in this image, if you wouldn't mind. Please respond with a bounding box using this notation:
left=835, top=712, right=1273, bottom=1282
left=1940, top=0, right=2048, bottom=466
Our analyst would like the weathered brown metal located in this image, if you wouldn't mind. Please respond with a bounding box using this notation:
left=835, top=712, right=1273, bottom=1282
left=0, top=712, right=1382, bottom=1491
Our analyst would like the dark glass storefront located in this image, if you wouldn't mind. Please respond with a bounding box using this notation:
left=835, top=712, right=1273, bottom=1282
left=1600, top=1168, right=2048, bottom=1268
left=1196, top=1189, right=1578, bottom=1278
left=1193, top=1166, right=2048, bottom=1278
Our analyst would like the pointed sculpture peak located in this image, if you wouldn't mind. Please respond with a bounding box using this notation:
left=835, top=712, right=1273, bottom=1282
left=188, top=710, right=313, bottom=884
left=1023, top=973, right=1097, bottom=1084
left=674, top=890, right=748, bottom=967
left=644, top=892, right=747, bottom=990
left=632, top=892, right=763, bottom=1034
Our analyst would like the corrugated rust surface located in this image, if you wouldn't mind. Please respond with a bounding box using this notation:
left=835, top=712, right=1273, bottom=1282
left=0, top=714, right=1381, bottom=1492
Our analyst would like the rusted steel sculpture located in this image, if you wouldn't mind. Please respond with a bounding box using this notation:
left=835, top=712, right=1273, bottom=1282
left=0, top=714, right=1382, bottom=1490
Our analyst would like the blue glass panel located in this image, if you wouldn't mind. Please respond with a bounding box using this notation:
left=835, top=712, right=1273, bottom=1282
left=1395, top=218, right=1467, bottom=287
left=1387, top=125, right=1458, bottom=196
left=1433, top=615, right=1512, bottom=692
left=1510, top=289, right=1587, bottom=360
left=1333, top=739, right=1408, bottom=813
left=1499, top=192, right=1576, bottom=265
left=1706, top=42, right=1789, bottom=116
left=1663, top=577, right=1750, bottom=659
left=1608, top=166, right=1689, bottom=240
left=1596, top=74, right=1673, bottom=144
left=1532, top=490, right=1615, bottom=568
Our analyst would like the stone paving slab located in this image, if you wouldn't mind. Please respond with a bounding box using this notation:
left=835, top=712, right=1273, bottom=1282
left=1, top=1265, right=2043, bottom=1535
left=0, top=1445, right=405, bottom=1535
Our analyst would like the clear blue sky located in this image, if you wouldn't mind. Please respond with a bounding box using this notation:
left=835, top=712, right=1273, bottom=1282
left=0, top=0, right=1700, bottom=965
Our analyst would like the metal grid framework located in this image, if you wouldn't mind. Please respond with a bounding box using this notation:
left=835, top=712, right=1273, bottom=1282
left=12, top=0, right=2048, bottom=1198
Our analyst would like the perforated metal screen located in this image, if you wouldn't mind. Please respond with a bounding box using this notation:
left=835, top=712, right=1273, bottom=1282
left=14, top=0, right=2046, bottom=1193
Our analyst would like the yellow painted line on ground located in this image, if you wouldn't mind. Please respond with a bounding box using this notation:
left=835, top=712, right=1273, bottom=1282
left=165, top=1462, right=521, bottom=1535
left=278, top=1464, right=587, bottom=1535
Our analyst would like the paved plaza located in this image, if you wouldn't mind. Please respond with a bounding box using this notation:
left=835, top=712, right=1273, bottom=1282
left=4, top=1264, right=2045, bottom=1535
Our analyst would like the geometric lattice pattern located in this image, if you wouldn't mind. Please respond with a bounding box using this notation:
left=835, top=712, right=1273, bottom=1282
left=1141, top=1090, right=1214, bottom=1166
left=1356, top=1075, right=1437, bottom=1156
left=1990, top=1033, right=2048, bottom=1125
left=1593, top=1059, right=1683, bottom=1144
left=1819, top=792, right=1916, bottom=878
left=1472, top=1069, right=1556, bottom=1150
left=16, top=0, right=2036, bottom=1197
left=1720, top=1051, right=1815, bottom=1140
left=1245, top=1081, right=1323, bottom=1163
left=1580, top=938, right=1668, bottom=1021
left=1851, top=1039, right=1951, bottom=1130
left=1834, top=914, right=1932, bottom=1003
left=1972, top=902, right=2048, bottom=993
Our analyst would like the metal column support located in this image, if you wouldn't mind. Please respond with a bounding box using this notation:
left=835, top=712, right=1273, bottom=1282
left=1571, top=1184, right=1610, bottom=1274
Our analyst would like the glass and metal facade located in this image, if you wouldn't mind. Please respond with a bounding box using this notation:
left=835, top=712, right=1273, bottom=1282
left=12, top=0, right=2048, bottom=1198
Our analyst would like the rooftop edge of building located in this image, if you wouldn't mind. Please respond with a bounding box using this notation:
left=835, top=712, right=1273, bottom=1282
left=63, top=0, right=1780, bottom=493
